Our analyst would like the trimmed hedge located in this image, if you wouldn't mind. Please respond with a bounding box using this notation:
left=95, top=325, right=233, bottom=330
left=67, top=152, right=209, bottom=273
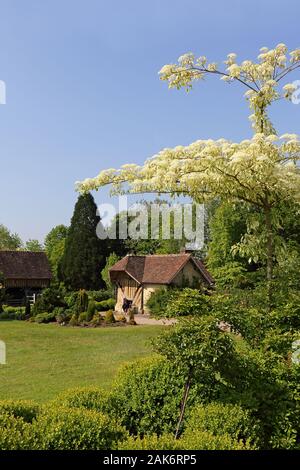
left=119, top=431, right=253, bottom=450
left=32, top=405, right=127, bottom=450
left=52, top=387, right=113, bottom=414
left=0, top=400, right=40, bottom=423
left=184, top=402, right=261, bottom=447
left=0, top=412, right=33, bottom=450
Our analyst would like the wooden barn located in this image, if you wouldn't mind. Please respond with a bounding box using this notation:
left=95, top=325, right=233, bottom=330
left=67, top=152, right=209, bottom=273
left=109, top=253, right=214, bottom=314
left=0, top=251, right=52, bottom=305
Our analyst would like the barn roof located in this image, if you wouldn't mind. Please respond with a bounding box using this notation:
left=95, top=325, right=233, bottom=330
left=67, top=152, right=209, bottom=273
left=109, top=253, right=214, bottom=286
left=0, top=251, right=52, bottom=280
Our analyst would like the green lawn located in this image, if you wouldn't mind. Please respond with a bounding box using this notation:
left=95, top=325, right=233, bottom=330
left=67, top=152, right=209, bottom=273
left=0, top=321, right=163, bottom=402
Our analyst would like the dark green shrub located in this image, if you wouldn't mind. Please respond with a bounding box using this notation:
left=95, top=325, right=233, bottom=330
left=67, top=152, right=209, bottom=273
left=0, top=412, right=33, bottom=450
left=32, top=405, right=126, bottom=450
left=0, top=400, right=40, bottom=423
left=146, top=288, right=173, bottom=318
left=104, top=310, right=115, bottom=323
left=185, top=402, right=261, bottom=446
left=95, top=298, right=116, bottom=311
left=111, top=356, right=201, bottom=436
left=86, top=300, right=96, bottom=322
left=147, top=288, right=211, bottom=319
left=87, top=290, right=112, bottom=302
left=32, top=286, right=66, bottom=315
left=34, top=312, right=56, bottom=324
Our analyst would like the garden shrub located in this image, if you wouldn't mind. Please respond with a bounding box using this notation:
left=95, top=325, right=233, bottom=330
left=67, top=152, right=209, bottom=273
left=147, top=288, right=211, bottom=319
left=91, top=312, right=102, bottom=326
left=184, top=402, right=261, bottom=446
left=34, top=312, right=56, bottom=324
left=77, top=289, right=89, bottom=314
left=111, top=356, right=202, bottom=436
left=86, top=300, right=96, bottom=322
left=0, top=412, right=33, bottom=450
left=32, top=286, right=66, bottom=315
left=69, top=314, right=78, bottom=326
left=0, top=306, right=26, bottom=320
left=32, top=405, right=126, bottom=450
left=95, top=298, right=116, bottom=311
left=53, top=386, right=114, bottom=414
left=78, top=312, right=87, bottom=323
left=0, top=400, right=40, bottom=423
left=87, top=290, right=112, bottom=302
left=104, top=310, right=115, bottom=323
left=115, top=314, right=127, bottom=323
left=179, top=431, right=254, bottom=450
left=119, top=431, right=253, bottom=450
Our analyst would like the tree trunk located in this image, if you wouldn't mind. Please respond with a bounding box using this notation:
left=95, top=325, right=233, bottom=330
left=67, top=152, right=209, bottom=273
left=175, top=368, right=193, bottom=439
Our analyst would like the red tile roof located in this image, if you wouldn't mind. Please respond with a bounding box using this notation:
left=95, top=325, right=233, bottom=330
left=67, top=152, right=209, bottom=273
left=109, top=253, right=214, bottom=286
left=0, top=251, right=52, bottom=280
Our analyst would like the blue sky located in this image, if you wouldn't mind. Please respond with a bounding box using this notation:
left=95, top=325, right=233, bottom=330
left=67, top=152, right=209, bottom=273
left=1, top=0, right=299, bottom=242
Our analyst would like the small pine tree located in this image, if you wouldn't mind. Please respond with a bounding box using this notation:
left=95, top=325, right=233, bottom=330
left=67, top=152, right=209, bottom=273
left=77, top=289, right=89, bottom=315
left=59, top=193, right=108, bottom=290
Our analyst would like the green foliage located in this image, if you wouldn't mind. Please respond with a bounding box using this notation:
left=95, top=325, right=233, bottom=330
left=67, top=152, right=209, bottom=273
left=86, top=300, right=96, bottom=322
left=69, top=314, right=78, bottom=326
left=34, top=312, right=57, bottom=323
left=153, top=316, right=235, bottom=378
left=78, top=312, right=87, bottom=323
left=111, top=356, right=201, bottom=436
left=0, top=412, right=33, bottom=450
left=0, top=224, right=22, bottom=250
left=95, top=298, right=116, bottom=311
left=104, top=310, right=116, bottom=323
left=77, top=289, right=89, bottom=314
left=58, top=193, right=108, bottom=290
left=44, top=225, right=68, bottom=280
left=146, top=288, right=174, bottom=318
left=32, top=286, right=66, bottom=315
left=119, top=431, right=253, bottom=450
left=0, top=306, right=26, bottom=320
left=32, top=405, right=126, bottom=450
left=90, top=312, right=102, bottom=326
left=0, top=400, right=40, bottom=423
left=185, top=402, right=260, bottom=446
left=101, top=252, right=120, bottom=290
left=53, top=387, right=113, bottom=414
left=165, top=288, right=211, bottom=318
left=87, top=290, right=112, bottom=302
left=25, top=239, right=44, bottom=251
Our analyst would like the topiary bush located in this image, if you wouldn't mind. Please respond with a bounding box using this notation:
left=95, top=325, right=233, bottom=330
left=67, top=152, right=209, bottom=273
left=0, top=400, right=40, bottom=423
left=78, top=312, right=87, bottom=323
left=32, top=286, right=66, bottom=315
left=0, top=412, right=33, bottom=450
left=119, top=432, right=254, bottom=450
left=111, top=356, right=202, bottom=436
left=52, top=387, right=114, bottom=414
left=184, top=402, right=261, bottom=447
left=69, top=314, right=78, bottom=326
left=32, top=405, right=126, bottom=450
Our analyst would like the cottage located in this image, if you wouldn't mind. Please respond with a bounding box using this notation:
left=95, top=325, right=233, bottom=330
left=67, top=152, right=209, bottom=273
left=0, top=251, right=52, bottom=305
left=109, top=253, right=214, bottom=314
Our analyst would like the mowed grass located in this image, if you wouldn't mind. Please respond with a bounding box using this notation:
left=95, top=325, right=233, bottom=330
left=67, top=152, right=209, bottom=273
left=0, top=321, right=164, bottom=402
